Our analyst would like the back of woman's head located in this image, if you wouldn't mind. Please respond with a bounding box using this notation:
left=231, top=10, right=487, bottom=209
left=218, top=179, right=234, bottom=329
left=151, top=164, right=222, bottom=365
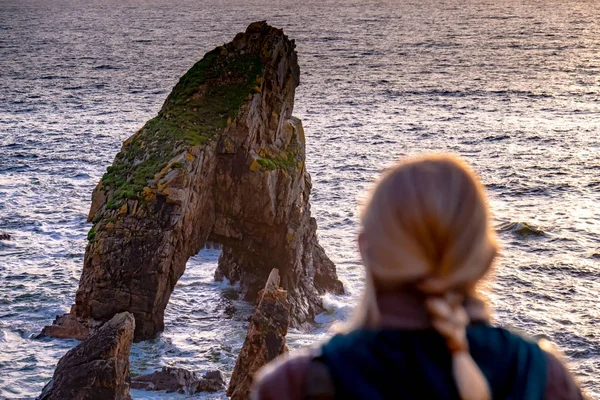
left=360, top=154, right=497, bottom=292
left=357, top=154, right=498, bottom=400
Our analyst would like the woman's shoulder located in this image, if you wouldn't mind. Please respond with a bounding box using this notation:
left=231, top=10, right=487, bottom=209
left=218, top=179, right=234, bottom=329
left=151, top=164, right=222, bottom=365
left=468, top=324, right=586, bottom=399
left=251, top=351, right=311, bottom=400
left=544, top=350, right=586, bottom=400
left=252, top=348, right=336, bottom=400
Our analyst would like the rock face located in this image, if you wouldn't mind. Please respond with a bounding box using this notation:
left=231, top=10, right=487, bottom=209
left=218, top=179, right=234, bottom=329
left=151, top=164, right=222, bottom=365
left=38, top=312, right=135, bottom=400
left=228, top=269, right=290, bottom=400
left=42, top=21, right=343, bottom=342
left=131, top=367, right=225, bottom=394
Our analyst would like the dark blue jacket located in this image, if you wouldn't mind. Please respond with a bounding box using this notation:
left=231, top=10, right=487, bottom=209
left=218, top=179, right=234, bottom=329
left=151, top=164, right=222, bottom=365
left=319, top=324, right=547, bottom=400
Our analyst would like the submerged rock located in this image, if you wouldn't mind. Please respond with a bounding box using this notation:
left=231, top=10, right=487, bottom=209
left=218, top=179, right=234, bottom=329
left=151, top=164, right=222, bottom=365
left=43, top=21, right=342, bottom=342
left=228, top=269, right=290, bottom=400
left=0, top=232, right=11, bottom=240
left=131, top=367, right=225, bottom=394
left=38, top=312, right=135, bottom=400
left=497, top=221, right=545, bottom=237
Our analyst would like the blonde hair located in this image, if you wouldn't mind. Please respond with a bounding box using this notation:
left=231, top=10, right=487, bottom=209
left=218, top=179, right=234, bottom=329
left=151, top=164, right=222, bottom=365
left=353, top=154, right=498, bottom=400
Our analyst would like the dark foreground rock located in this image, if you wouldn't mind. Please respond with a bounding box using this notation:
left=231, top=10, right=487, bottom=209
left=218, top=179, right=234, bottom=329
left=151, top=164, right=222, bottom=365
left=228, top=269, right=290, bottom=400
left=131, top=367, right=225, bottom=394
left=0, top=232, right=11, bottom=240
left=43, top=20, right=342, bottom=342
left=38, top=312, right=135, bottom=400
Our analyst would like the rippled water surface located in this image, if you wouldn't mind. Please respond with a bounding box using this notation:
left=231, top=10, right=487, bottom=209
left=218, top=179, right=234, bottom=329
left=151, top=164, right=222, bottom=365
left=1, top=0, right=599, bottom=398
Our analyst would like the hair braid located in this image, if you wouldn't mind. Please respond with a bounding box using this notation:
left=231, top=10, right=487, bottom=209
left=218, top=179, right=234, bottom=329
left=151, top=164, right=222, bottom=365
left=426, top=292, right=491, bottom=400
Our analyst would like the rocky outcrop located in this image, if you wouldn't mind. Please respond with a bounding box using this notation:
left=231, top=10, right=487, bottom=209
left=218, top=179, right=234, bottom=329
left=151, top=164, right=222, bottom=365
left=40, top=305, right=101, bottom=340
left=38, top=312, right=135, bottom=400
left=228, top=269, right=290, bottom=400
left=42, top=21, right=342, bottom=342
left=0, top=232, right=11, bottom=240
left=131, top=367, right=225, bottom=394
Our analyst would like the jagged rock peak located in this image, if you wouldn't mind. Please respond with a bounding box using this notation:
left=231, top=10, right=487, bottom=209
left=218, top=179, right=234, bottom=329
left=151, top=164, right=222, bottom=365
left=43, top=21, right=343, bottom=342
left=38, top=312, right=135, bottom=400
left=228, top=269, right=290, bottom=400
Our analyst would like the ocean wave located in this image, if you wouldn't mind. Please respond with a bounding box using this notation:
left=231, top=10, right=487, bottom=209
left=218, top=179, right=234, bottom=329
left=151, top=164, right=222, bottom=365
left=496, top=221, right=546, bottom=237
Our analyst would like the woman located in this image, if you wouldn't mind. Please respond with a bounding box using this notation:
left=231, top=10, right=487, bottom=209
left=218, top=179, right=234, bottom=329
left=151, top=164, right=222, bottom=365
left=252, top=154, right=585, bottom=400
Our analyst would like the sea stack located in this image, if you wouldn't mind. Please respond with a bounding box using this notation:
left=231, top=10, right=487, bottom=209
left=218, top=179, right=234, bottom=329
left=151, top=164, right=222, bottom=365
left=38, top=312, right=135, bottom=400
left=42, top=21, right=343, bottom=342
left=228, top=269, right=290, bottom=400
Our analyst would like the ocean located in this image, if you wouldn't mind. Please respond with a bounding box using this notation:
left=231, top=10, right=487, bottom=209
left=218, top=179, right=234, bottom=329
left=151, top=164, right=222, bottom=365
left=1, top=0, right=599, bottom=398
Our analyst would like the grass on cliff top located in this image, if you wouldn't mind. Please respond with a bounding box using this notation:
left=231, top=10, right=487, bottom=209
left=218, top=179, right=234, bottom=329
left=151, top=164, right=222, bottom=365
left=101, top=46, right=263, bottom=205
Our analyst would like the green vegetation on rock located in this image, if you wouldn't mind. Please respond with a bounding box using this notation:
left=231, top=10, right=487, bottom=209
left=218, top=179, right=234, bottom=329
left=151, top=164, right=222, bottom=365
left=100, top=46, right=264, bottom=206
left=257, top=147, right=301, bottom=172
left=106, top=199, right=118, bottom=210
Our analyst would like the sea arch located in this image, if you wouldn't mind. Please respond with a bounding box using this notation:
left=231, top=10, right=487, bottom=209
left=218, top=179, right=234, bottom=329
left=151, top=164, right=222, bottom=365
left=42, top=22, right=343, bottom=342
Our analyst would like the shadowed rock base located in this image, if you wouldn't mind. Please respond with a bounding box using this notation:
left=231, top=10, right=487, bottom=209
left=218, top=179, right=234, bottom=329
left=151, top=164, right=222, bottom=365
left=38, top=312, right=135, bottom=400
left=42, top=21, right=343, bottom=342
left=131, top=367, right=225, bottom=394
left=39, top=306, right=101, bottom=340
left=228, top=269, right=290, bottom=400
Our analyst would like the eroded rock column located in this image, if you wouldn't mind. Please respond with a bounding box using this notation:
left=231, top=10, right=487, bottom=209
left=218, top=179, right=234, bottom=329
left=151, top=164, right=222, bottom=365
left=228, top=269, right=290, bottom=400
left=38, top=312, right=135, bottom=400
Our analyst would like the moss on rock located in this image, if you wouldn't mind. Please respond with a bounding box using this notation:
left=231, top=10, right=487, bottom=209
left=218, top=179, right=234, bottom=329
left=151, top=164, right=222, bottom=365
left=100, top=46, right=263, bottom=206
left=87, top=228, right=96, bottom=241
left=256, top=147, right=301, bottom=172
